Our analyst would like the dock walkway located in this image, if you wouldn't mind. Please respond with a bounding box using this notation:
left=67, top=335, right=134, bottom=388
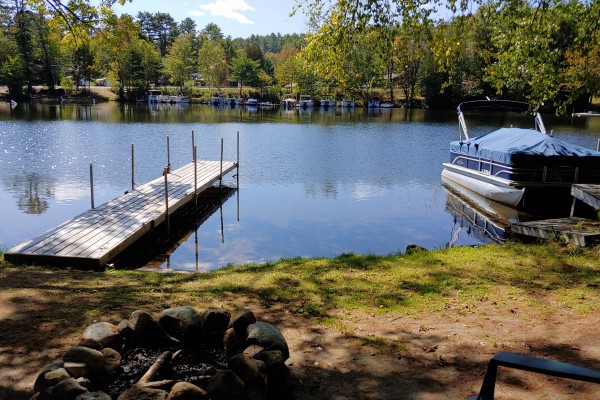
left=511, top=184, right=600, bottom=246
left=571, top=184, right=600, bottom=211
left=5, top=160, right=237, bottom=269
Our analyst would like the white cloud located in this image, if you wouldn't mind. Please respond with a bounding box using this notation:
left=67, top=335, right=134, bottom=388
left=189, top=10, right=206, bottom=17
left=194, top=0, right=256, bottom=24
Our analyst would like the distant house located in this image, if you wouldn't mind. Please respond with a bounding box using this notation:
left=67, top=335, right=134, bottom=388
left=95, top=78, right=110, bottom=86
left=383, top=73, right=400, bottom=86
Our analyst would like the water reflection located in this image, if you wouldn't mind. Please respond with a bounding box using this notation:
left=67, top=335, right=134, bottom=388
left=1, top=103, right=599, bottom=270
left=442, top=176, right=521, bottom=245
left=8, top=174, right=53, bottom=214
left=114, top=187, right=236, bottom=271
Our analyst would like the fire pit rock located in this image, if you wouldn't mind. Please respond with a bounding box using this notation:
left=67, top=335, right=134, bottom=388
left=31, top=307, right=296, bottom=400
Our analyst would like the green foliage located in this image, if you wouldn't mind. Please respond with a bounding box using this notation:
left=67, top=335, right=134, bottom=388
left=197, top=39, right=227, bottom=88
left=229, top=51, right=262, bottom=96
left=94, top=14, right=149, bottom=100
left=0, top=29, right=25, bottom=96
left=136, top=11, right=178, bottom=57
left=295, top=0, right=600, bottom=112
left=164, top=33, right=197, bottom=90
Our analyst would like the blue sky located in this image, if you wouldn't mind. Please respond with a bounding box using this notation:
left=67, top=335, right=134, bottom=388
left=113, top=0, right=308, bottom=38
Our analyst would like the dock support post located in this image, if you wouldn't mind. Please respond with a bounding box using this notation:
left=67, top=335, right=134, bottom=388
left=90, top=162, right=95, bottom=209
left=192, top=130, right=195, bottom=161
left=131, top=144, right=135, bottom=191
left=237, top=131, right=240, bottom=222
left=194, top=145, right=198, bottom=209
left=597, top=139, right=599, bottom=152
left=167, top=135, right=171, bottom=173
left=164, top=167, right=170, bottom=236
left=220, top=137, right=224, bottom=188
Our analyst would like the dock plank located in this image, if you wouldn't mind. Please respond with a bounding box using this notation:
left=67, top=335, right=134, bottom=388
left=5, top=160, right=237, bottom=268
left=512, top=217, right=600, bottom=246
left=572, top=184, right=600, bottom=210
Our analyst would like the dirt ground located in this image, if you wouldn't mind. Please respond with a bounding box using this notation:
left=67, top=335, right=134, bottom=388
left=1, top=282, right=600, bottom=400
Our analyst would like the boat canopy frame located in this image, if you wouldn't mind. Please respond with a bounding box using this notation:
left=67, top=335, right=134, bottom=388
left=457, top=99, right=547, bottom=144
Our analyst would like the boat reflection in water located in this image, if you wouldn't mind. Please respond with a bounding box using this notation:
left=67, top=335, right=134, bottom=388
left=442, top=175, right=522, bottom=246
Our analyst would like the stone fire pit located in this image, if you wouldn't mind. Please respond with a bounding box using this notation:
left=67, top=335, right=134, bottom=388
left=31, top=307, right=295, bottom=399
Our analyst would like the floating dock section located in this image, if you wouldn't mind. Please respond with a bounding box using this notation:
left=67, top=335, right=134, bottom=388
left=571, top=184, right=600, bottom=211
left=511, top=184, right=600, bottom=246
left=5, top=160, right=237, bottom=269
left=512, top=217, right=600, bottom=246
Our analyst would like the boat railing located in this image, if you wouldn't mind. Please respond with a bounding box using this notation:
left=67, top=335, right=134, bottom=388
left=450, top=154, right=600, bottom=185
left=534, top=112, right=547, bottom=134
left=451, top=155, right=513, bottom=179
left=457, top=110, right=470, bottom=143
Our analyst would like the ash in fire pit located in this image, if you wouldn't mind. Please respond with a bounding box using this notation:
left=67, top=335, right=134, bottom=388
left=32, top=307, right=297, bottom=400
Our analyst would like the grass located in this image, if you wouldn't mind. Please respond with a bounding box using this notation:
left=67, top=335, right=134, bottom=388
left=1, top=242, right=598, bottom=323
left=2, top=241, right=600, bottom=399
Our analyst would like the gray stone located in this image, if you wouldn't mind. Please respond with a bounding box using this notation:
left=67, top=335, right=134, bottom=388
left=63, top=347, right=106, bottom=375
left=158, top=306, right=202, bottom=342
left=64, top=362, right=89, bottom=378
left=245, top=322, right=289, bottom=360
left=242, top=345, right=264, bottom=358
left=232, top=311, right=256, bottom=337
left=116, top=319, right=133, bottom=339
left=167, top=381, right=208, bottom=399
left=202, top=309, right=231, bottom=343
left=76, top=391, right=112, bottom=400
left=101, top=347, right=122, bottom=375
left=266, top=365, right=299, bottom=398
left=43, top=367, right=70, bottom=386
left=75, top=377, right=93, bottom=390
left=34, top=362, right=65, bottom=392
left=49, top=378, right=88, bottom=400
left=223, top=328, right=243, bottom=358
left=228, top=354, right=260, bottom=384
left=207, top=370, right=245, bottom=400
left=83, top=322, right=123, bottom=350
left=242, top=377, right=268, bottom=400
left=77, top=339, right=103, bottom=350
left=117, top=384, right=168, bottom=400
left=252, top=350, right=286, bottom=368
left=129, top=310, right=166, bottom=347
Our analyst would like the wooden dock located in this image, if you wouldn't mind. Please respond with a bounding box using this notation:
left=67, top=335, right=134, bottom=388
left=5, top=160, right=237, bottom=269
left=571, top=184, right=600, bottom=211
left=512, top=217, right=600, bottom=246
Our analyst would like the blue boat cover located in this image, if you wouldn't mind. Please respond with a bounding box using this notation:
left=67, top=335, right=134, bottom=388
left=450, top=128, right=600, bottom=165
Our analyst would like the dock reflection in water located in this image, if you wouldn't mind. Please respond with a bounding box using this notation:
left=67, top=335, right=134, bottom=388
left=112, top=187, right=237, bottom=271
left=442, top=176, right=523, bottom=246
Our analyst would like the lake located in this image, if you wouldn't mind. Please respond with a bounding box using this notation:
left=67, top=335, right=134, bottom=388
left=1, top=101, right=599, bottom=271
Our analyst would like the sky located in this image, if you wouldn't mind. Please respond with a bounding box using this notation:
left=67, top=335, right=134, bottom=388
left=113, top=0, right=308, bottom=38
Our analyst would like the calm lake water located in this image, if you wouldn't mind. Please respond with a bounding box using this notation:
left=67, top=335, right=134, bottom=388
left=1, top=101, right=599, bottom=271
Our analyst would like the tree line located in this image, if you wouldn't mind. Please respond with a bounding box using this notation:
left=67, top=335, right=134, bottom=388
left=1, top=0, right=598, bottom=112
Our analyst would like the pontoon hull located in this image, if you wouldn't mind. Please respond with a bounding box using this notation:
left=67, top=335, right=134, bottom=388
left=441, top=166, right=524, bottom=207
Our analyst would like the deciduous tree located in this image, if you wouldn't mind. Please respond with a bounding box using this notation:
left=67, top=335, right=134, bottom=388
left=230, top=50, right=262, bottom=97
left=164, top=33, right=197, bottom=91
left=197, top=39, right=227, bottom=88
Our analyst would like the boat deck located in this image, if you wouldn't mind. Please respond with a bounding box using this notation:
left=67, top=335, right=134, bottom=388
left=5, top=160, right=237, bottom=269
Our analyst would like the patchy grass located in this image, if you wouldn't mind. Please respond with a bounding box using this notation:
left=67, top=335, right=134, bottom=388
left=2, top=242, right=600, bottom=399
left=1, top=242, right=598, bottom=322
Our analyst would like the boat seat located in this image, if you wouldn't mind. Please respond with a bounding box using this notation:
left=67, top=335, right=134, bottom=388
left=468, top=352, right=600, bottom=399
